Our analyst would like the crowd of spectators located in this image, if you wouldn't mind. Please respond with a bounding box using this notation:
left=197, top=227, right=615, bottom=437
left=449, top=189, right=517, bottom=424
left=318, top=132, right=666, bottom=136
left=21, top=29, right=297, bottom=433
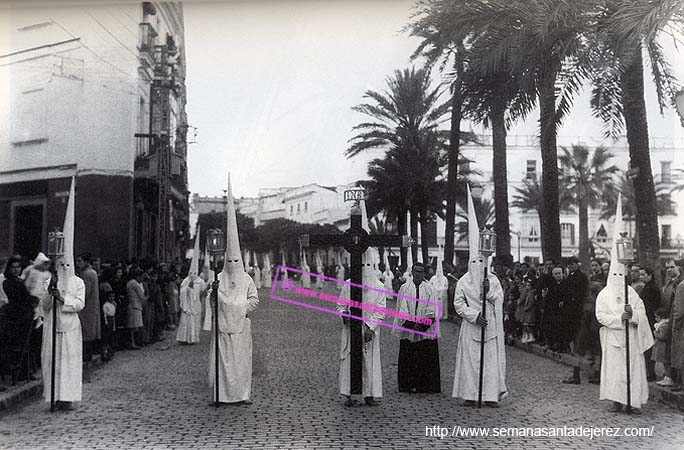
left=0, top=253, right=194, bottom=388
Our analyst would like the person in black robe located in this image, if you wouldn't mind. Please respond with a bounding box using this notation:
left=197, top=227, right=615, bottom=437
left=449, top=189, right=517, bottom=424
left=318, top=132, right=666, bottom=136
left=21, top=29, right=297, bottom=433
left=393, top=262, right=440, bottom=393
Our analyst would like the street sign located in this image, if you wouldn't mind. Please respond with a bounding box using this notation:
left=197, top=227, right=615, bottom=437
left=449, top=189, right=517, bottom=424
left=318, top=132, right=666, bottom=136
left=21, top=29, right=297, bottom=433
left=344, top=189, right=366, bottom=202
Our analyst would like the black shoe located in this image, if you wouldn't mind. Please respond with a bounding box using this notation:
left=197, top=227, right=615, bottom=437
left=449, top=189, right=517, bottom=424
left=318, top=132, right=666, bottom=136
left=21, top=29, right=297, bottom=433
left=364, top=397, right=379, bottom=406
left=463, top=400, right=476, bottom=407
left=344, top=397, right=360, bottom=407
left=608, top=402, right=623, bottom=413
left=484, top=401, right=499, bottom=408
left=562, top=376, right=581, bottom=385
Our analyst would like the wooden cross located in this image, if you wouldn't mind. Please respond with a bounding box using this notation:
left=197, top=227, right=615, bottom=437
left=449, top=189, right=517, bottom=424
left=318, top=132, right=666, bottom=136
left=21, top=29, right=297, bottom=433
left=301, top=197, right=409, bottom=396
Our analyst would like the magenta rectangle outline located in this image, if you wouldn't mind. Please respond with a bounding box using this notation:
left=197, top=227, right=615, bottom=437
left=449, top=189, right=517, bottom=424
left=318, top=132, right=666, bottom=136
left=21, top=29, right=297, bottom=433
left=269, top=264, right=441, bottom=338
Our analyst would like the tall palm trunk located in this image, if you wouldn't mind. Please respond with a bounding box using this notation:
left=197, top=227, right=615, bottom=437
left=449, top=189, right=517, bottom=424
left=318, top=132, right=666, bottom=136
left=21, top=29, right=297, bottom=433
left=398, top=207, right=408, bottom=270
left=578, top=198, right=591, bottom=270
left=444, top=54, right=465, bottom=267
left=621, top=48, right=660, bottom=272
left=410, top=208, right=419, bottom=263
left=420, top=210, right=430, bottom=265
left=491, top=102, right=512, bottom=267
left=538, top=69, right=562, bottom=262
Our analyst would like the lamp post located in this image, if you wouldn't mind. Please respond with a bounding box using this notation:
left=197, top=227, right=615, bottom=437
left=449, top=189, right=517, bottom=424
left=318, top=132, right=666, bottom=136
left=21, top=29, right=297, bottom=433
left=512, top=231, right=522, bottom=263
left=46, top=229, right=64, bottom=413
left=206, top=228, right=225, bottom=407
left=477, top=226, right=496, bottom=408
left=616, top=232, right=635, bottom=414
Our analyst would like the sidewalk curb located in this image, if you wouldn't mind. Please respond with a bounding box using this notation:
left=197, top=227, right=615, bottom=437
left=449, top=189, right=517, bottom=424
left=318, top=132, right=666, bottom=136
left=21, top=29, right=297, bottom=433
left=0, top=380, right=42, bottom=411
left=512, top=339, right=684, bottom=412
left=0, top=355, right=105, bottom=412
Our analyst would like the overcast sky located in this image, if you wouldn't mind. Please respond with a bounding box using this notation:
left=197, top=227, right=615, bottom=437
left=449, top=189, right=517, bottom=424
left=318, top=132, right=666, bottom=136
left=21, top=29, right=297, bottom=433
left=181, top=0, right=683, bottom=199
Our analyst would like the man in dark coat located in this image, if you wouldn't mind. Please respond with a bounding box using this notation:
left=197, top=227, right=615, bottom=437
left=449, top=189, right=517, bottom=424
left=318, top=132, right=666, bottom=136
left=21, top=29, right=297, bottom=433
left=76, top=253, right=101, bottom=366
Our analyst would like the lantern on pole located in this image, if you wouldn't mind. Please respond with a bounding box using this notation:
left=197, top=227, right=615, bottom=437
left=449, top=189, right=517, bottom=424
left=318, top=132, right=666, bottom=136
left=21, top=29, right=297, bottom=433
left=205, top=227, right=225, bottom=407
left=615, top=231, right=634, bottom=414
left=615, top=232, right=634, bottom=265
left=47, top=229, right=65, bottom=260
left=46, top=229, right=64, bottom=413
left=479, top=226, right=496, bottom=258
left=476, top=225, right=496, bottom=408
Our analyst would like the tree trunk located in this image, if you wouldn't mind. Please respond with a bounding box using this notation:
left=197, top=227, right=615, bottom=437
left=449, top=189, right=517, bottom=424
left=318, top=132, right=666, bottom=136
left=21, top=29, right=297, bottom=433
left=578, top=198, right=591, bottom=270
left=410, top=208, right=419, bottom=264
left=621, top=48, right=660, bottom=272
left=538, top=71, right=562, bottom=262
left=420, top=210, right=430, bottom=265
left=444, top=53, right=465, bottom=267
left=398, top=207, right=407, bottom=271
left=491, top=102, right=512, bottom=268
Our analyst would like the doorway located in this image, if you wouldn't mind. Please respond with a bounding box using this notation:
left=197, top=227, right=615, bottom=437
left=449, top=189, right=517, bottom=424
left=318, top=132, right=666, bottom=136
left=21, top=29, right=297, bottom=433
left=11, top=200, right=46, bottom=260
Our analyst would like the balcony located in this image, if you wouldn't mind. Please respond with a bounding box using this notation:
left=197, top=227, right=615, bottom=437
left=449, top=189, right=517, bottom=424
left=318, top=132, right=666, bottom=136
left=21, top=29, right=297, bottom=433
left=138, top=22, right=157, bottom=71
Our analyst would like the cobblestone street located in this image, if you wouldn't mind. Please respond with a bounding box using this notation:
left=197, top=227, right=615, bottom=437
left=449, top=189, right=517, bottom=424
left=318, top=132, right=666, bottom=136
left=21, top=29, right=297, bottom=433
left=1, top=286, right=683, bottom=450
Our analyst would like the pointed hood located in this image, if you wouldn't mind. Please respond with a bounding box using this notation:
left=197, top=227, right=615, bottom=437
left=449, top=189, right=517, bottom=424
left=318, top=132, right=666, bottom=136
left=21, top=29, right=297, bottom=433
left=222, top=173, right=244, bottom=282
left=263, top=252, right=271, bottom=271
left=466, top=185, right=484, bottom=283
left=432, top=246, right=448, bottom=290
left=436, top=248, right=444, bottom=277
left=188, top=224, right=200, bottom=278
left=383, top=249, right=392, bottom=274
left=301, top=248, right=309, bottom=269
left=607, top=193, right=626, bottom=294
left=57, top=177, right=76, bottom=290
left=359, top=200, right=374, bottom=284
left=416, top=219, right=423, bottom=263
left=203, top=248, right=210, bottom=269
left=315, top=250, right=323, bottom=272
left=403, top=210, right=413, bottom=280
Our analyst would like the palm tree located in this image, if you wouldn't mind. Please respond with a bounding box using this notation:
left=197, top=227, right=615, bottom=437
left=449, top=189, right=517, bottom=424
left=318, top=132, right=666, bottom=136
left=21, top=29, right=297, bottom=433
left=588, top=0, right=682, bottom=271
left=601, top=174, right=678, bottom=243
left=559, top=145, right=619, bottom=269
left=408, top=0, right=593, bottom=264
left=347, top=66, right=450, bottom=268
left=511, top=178, right=574, bottom=258
left=459, top=68, right=535, bottom=268
left=406, top=0, right=476, bottom=267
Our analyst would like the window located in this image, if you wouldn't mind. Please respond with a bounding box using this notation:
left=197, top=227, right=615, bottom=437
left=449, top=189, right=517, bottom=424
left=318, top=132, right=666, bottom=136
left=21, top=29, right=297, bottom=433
left=662, top=161, right=672, bottom=183
left=528, top=225, right=539, bottom=242
left=561, top=223, right=575, bottom=246
left=11, top=88, right=48, bottom=144
left=297, top=203, right=300, bottom=214
left=304, top=201, right=308, bottom=212
left=595, top=224, right=607, bottom=243
left=526, top=160, right=537, bottom=180
left=290, top=205, right=293, bottom=215
left=662, top=224, right=672, bottom=248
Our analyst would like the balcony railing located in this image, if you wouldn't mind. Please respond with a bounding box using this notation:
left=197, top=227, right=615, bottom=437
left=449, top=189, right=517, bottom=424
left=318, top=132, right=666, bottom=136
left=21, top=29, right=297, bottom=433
left=139, top=23, right=157, bottom=52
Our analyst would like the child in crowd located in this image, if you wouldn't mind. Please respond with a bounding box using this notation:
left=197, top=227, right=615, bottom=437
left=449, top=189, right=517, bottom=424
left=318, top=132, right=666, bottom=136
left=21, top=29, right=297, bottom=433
left=519, top=278, right=537, bottom=344
left=101, top=290, right=117, bottom=360
left=654, top=307, right=673, bottom=386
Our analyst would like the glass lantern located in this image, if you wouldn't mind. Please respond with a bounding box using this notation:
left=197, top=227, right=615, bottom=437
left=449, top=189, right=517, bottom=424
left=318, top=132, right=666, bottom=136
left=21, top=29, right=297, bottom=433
left=479, top=227, right=496, bottom=257
left=615, top=232, right=634, bottom=265
left=205, top=228, right=226, bottom=257
left=47, top=229, right=65, bottom=260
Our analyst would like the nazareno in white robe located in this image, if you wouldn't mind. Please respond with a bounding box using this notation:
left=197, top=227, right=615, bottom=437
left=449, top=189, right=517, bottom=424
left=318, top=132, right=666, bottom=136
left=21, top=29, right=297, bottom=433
left=41, top=276, right=85, bottom=402
left=452, top=271, right=507, bottom=402
left=430, top=273, right=449, bottom=320
left=204, top=271, right=259, bottom=403
left=336, top=278, right=385, bottom=398
left=176, top=277, right=206, bottom=344
left=595, top=283, right=654, bottom=408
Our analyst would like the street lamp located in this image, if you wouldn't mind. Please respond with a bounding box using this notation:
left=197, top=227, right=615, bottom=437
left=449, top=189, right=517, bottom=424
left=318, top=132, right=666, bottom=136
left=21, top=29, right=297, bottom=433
left=512, top=231, right=522, bottom=262
left=46, top=228, right=64, bottom=413
left=471, top=184, right=484, bottom=199
left=615, top=231, right=635, bottom=414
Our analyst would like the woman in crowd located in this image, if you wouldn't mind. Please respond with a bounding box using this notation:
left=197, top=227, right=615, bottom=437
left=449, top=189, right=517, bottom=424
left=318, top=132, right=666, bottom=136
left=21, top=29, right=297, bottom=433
left=2, top=256, right=39, bottom=384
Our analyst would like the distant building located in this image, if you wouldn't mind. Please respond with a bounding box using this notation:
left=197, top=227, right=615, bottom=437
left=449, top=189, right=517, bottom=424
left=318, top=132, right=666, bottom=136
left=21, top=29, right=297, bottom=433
left=460, top=134, right=684, bottom=265
left=192, top=183, right=353, bottom=230
left=0, top=2, right=190, bottom=262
